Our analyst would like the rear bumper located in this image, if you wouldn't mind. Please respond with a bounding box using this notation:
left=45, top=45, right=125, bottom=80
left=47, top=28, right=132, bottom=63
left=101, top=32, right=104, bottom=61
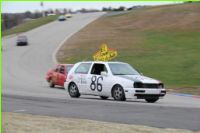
left=17, top=42, right=28, bottom=46
left=46, top=78, right=50, bottom=82
left=58, top=19, right=66, bottom=21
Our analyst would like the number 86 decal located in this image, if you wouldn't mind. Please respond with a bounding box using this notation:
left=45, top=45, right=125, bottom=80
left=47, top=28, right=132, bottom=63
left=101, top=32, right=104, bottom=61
left=90, top=76, right=103, bottom=92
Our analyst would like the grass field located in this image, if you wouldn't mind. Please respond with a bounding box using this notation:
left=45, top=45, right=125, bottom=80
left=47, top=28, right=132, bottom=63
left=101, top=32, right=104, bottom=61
left=2, top=15, right=58, bottom=36
left=57, top=3, right=200, bottom=94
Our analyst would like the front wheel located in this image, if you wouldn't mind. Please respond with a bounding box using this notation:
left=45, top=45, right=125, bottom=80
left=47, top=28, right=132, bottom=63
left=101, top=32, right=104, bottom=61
left=145, top=98, right=159, bottom=103
left=112, top=85, right=126, bottom=101
left=49, top=79, right=55, bottom=88
left=68, top=83, right=80, bottom=98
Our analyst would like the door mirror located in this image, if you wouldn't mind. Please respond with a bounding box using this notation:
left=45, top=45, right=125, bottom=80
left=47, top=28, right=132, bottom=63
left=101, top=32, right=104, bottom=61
left=101, top=71, right=108, bottom=77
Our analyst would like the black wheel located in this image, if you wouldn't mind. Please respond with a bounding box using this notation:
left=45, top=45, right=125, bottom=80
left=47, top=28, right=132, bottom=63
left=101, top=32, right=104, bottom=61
left=112, top=85, right=126, bottom=101
left=68, top=83, right=80, bottom=98
left=49, top=79, right=55, bottom=88
left=145, top=98, right=159, bottom=103
left=100, top=96, right=108, bottom=100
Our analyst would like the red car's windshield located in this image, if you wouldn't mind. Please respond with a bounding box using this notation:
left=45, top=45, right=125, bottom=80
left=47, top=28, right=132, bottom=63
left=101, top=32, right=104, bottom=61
left=66, top=65, right=73, bottom=73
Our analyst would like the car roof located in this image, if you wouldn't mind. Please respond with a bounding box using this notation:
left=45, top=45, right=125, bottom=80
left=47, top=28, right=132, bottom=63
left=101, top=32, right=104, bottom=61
left=77, top=61, right=127, bottom=64
left=17, top=35, right=27, bottom=38
left=58, top=64, right=74, bottom=66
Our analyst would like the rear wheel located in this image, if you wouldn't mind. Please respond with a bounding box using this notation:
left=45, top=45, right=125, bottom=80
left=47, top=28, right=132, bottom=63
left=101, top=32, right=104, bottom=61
left=100, top=96, right=108, bottom=100
left=112, top=85, right=126, bottom=101
left=68, top=83, right=80, bottom=98
left=145, top=98, right=159, bottom=103
left=49, top=79, right=55, bottom=88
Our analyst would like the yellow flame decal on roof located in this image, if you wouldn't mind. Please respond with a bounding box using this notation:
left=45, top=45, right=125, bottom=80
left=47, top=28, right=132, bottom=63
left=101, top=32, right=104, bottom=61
left=93, top=44, right=117, bottom=61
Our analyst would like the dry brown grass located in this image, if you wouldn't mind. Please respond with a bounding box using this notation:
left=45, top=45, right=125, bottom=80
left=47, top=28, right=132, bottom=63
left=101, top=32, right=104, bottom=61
left=115, top=3, right=200, bottom=31
left=3, top=112, right=200, bottom=133
left=57, top=3, right=200, bottom=63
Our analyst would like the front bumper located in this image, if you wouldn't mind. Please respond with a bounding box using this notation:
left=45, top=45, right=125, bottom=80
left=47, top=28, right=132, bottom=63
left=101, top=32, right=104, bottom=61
left=124, top=87, right=166, bottom=99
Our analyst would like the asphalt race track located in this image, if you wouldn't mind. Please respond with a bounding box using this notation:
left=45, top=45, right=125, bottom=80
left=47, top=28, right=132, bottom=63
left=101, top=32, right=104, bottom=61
left=2, top=12, right=200, bottom=131
left=2, top=12, right=105, bottom=98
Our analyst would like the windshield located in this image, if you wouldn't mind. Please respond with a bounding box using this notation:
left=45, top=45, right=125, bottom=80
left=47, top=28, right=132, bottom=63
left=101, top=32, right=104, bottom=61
left=59, top=16, right=65, bottom=18
left=66, top=65, right=73, bottom=73
left=109, top=63, right=140, bottom=75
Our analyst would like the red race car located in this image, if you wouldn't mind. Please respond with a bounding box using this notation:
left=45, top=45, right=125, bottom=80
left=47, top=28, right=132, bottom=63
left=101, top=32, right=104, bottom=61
left=46, top=64, right=73, bottom=88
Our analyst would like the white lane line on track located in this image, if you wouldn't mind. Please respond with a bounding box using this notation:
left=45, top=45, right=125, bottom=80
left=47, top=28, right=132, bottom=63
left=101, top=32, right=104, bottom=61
left=168, top=92, right=200, bottom=99
left=52, top=31, right=76, bottom=64
left=52, top=13, right=106, bottom=64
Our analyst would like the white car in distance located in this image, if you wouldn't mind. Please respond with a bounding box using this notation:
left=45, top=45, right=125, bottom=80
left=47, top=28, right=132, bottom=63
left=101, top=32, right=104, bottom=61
left=64, top=61, right=166, bottom=103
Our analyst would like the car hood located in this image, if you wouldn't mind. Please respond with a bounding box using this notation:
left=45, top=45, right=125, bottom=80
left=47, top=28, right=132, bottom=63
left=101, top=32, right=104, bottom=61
left=117, top=75, right=160, bottom=84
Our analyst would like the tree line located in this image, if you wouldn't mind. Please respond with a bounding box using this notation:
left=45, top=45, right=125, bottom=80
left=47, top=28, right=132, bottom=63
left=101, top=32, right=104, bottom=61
left=2, top=5, right=142, bottom=31
left=2, top=11, right=43, bottom=31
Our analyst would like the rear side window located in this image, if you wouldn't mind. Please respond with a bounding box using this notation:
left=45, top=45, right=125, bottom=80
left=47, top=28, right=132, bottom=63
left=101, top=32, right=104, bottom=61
left=75, top=63, right=91, bottom=74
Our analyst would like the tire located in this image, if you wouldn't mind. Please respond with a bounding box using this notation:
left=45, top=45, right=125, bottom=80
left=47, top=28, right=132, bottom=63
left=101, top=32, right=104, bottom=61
left=49, top=79, right=55, bottom=88
left=68, top=83, right=80, bottom=98
left=145, top=98, right=159, bottom=103
left=112, top=85, right=126, bottom=101
left=100, top=96, right=108, bottom=100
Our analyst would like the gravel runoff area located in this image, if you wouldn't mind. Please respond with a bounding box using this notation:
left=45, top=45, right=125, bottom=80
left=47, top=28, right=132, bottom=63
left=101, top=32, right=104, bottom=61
left=3, top=112, right=200, bottom=133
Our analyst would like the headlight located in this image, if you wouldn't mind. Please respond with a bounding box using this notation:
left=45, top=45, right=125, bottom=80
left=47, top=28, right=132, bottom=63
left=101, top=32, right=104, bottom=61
left=158, top=83, right=164, bottom=88
left=134, top=82, right=143, bottom=88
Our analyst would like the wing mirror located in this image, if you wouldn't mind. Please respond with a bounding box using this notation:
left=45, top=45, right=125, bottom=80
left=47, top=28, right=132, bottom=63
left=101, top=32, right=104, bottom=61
left=101, top=71, right=108, bottom=77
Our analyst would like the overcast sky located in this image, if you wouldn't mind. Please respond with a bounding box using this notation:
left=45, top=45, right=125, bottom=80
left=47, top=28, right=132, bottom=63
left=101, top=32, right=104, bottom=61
left=2, top=2, right=178, bottom=13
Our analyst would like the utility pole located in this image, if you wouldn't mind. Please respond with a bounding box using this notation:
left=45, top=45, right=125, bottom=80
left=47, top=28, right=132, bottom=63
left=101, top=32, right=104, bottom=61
left=40, top=2, right=45, bottom=17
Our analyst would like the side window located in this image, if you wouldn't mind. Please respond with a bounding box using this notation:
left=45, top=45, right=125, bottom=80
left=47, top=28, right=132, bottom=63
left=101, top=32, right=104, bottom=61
left=91, top=63, right=107, bottom=75
left=55, top=65, right=60, bottom=72
left=75, top=63, right=92, bottom=74
left=59, top=66, right=65, bottom=74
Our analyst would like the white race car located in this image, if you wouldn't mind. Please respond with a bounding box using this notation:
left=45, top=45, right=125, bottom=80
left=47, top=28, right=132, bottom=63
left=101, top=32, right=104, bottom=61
left=64, top=61, right=166, bottom=103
